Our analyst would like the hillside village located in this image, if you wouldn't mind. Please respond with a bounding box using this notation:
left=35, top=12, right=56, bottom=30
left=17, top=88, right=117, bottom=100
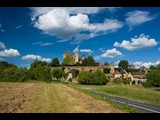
left=51, top=49, right=149, bottom=85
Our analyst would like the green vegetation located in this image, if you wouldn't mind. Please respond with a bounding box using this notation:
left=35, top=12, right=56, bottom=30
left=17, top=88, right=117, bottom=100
left=50, top=58, right=60, bottom=67
left=103, top=68, right=111, bottom=73
left=104, top=62, right=109, bottom=66
left=82, top=55, right=97, bottom=66
left=77, top=69, right=109, bottom=85
left=51, top=68, right=64, bottom=80
left=118, top=60, right=129, bottom=70
left=143, top=64, right=160, bottom=87
left=62, top=54, right=74, bottom=65
left=89, top=84, right=160, bottom=105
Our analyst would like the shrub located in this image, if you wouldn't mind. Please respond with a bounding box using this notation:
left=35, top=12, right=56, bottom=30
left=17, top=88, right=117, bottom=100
left=77, top=69, right=108, bottom=85
left=122, top=78, right=131, bottom=84
left=113, top=78, right=122, bottom=84
left=52, top=68, right=64, bottom=80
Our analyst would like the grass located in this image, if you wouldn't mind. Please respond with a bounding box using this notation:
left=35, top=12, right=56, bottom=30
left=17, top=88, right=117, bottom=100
left=0, top=82, right=124, bottom=113
left=72, top=83, right=160, bottom=105
left=63, top=82, right=138, bottom=113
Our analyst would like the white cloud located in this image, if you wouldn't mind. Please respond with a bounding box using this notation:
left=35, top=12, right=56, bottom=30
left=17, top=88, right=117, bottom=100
left=133, top=60, right=160, bottom=68
left=99, top=48, right=106, bottom=52
left=0, top=48, right=20, bottom=57
left=30, top=7, right=120, bottom=20
left=125, top=10, right=156, bottom=30
left=22, top=54, right=51, bottom=62
left=15, top=25, right=23, bottom=29
left=73, top=45, right=79, bottom=52
left=80, top=49, right=93, bottom=54
left=33, top=42, right=53, bottom=46
left=158, top=48, right=160, bottom=51
left=40, top=42, right=53, bottom=46
left=0, top=58, right=4, bottom=61
left=33, top=8, right=123, bottom=43
left=94, top=56, right=101, bottom=60
left=0, top=41, right=6, bottom=49
left=114, top=34, right=158, bottom=51
left=100, top=48, right=122, bottom=58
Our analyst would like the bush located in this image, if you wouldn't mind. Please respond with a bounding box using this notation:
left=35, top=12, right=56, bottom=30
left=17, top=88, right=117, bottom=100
left=113, top=78, right=122, bottom=84
left=77, top=69, right=108, bottom=85
left=52, top=68, right=64, bottom=80
left=122, top=78, right=131, bottom=84
left=137, top=80, right=142, bottom=84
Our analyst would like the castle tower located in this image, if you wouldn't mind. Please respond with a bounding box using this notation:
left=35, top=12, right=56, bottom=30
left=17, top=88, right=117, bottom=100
left=74, top=51, right=79, bottom=63
left=63, top=49, right=70, bottom=59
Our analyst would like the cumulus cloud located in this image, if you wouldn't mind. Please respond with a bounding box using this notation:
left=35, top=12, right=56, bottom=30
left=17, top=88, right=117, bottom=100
left=22, top=54, right=51, bottom=62
left=125, top=10, right=156, bottom=30
left=133, top=60, right=160, bottom=68
left=114, top=34, right=158, bottom=51
left=0, top=41, right=6, bottom=49
left=73, top=45, right=79, bottom=52
left=94, top=56, right=101, bottom=60
left=0, top=48, right=20, bottom=57
left=32, top=8, right=123, bottom=43
left=30, top=7, right=120, bottom=20
left=80, top=49, right=93, bottom=54
left=100, top=48, right=122, bottom=58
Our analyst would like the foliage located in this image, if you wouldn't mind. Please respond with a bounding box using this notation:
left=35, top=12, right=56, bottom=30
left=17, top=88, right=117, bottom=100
left=29, top=60, right=52, bottom=81
left=126, top=68, right=139, bottom=73
left=122, top=78, right=131, bottom=84
left=143, top=70, right=160, bottom=87
left=113, top=78, right=122, bottom=84
left=72, top=69, right=79, bottom=78
left=132, top=80, right=136, bottom=85
left=118, top=60, right=129, bottom=70
left=82, top=56, right=97, bottom=66
left=52, top=68, right=64, bottom=80
left=103, top=68, right=111, bottom=74
left=62, top=54, right=74, bottom=65
left=104, top=62, right=109, bottom=66
left=50, top=58, right=60, bottom=67
left=78, top=69, right=108, bottom=85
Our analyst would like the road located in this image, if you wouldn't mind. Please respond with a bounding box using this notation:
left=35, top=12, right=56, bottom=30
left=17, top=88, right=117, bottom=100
left=87, top=90, right=160, bottom=113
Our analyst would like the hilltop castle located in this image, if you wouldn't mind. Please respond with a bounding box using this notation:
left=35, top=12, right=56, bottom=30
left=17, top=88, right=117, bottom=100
left=63, top=50, right=85, bottom=64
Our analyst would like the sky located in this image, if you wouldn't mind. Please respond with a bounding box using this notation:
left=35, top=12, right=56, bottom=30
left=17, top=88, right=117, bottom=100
left=0, top=7, right=160, bottom=68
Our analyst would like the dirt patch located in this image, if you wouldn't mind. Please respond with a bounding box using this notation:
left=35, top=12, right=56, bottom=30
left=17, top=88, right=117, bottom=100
left=0, top=83, right=42, bottom=113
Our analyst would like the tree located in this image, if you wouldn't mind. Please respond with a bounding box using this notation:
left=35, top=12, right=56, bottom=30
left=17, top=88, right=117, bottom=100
left=103, top=68, right=111, bottom=73
left=82, top=55, right=96, bottom=66
left=118, top=60, right=129, bottom=79
left=104, top=62, right=109, bottom=66
left=51, top=68, right=64, bottom=80
left=62, top=54, right=74, bottom=65
left=50, top=58, right=60, bottom=67
left=118, top=60, right=129, bottom=70
left=29, top=60, right=52, bottom=81
left=77, top=69, right=108, bottom=85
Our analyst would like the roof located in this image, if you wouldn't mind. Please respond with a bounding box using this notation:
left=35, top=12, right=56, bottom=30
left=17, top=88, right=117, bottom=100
left=132, top=72, right=145, bottom=75
left=98, top=63, right=104, bottom=69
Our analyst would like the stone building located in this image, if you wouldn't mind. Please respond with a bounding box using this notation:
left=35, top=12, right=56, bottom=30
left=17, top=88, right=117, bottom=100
left=63, top=49, right=85, bottom=64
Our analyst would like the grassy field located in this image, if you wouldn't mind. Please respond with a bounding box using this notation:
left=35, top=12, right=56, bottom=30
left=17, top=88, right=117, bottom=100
left=0, top=82, right=124, bottom=113
left=71, top=83, right=160, bottom=105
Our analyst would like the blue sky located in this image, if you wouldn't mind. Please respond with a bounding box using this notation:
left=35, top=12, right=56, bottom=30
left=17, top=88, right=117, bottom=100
left=0, top=7, right=160, bottom=68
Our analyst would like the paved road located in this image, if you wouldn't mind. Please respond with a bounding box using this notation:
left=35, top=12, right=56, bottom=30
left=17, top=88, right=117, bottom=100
left=86, top=90, right=160, bottom=113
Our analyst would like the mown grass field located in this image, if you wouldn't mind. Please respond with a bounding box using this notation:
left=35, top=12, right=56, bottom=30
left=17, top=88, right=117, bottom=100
left=0, top=82, right=124, bottom=113
left=71, top=83, right=160, bottom=105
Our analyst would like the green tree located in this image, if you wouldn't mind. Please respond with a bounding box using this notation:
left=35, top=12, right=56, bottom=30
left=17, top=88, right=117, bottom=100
left=103, top=68, right=111, bottom=73
left=118, top=60, right=129, bottom=70
left=62, top=55, right=74, bottom=65
left=50, top=58, right=60, bottom=67
left=29, top=60, right=51, bottom=81
left=118, top=60, right=129, bottom=79
left=78, top=69, right=108, bottom=85
left=104, top=62, right=109, bottom=66
left=52, top=68, right=64, bottom=80
left=82, top=56, right=96, bottom=66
